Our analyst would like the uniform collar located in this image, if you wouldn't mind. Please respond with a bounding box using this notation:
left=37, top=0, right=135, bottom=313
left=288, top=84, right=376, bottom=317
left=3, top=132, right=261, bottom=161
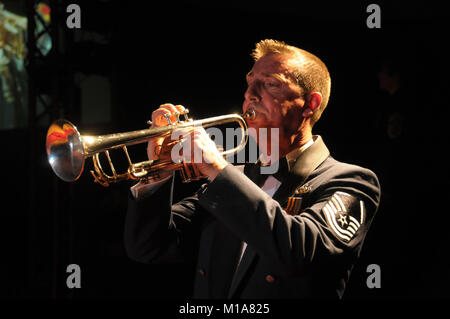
left=258, top=136, right=316, bottom=182
left=271, top=135, right=330, bottom=204
left=285, top=137, right=315, bottom=170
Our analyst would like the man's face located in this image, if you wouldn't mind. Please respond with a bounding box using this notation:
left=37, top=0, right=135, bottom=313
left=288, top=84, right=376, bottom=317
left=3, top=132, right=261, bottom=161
left=243, top=53, right=305, bottom=141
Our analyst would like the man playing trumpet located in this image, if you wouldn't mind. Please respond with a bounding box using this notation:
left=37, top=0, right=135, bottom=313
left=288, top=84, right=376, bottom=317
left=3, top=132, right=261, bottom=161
left=125, top=39, right=381, bottom=299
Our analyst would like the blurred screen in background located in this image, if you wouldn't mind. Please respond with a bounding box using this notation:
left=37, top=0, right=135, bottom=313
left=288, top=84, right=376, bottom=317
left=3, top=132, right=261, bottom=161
left=0, top=1, right=51, bottom=129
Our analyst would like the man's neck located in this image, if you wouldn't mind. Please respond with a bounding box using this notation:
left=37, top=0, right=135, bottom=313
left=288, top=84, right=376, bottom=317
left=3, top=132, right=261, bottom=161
left=260, top=131, right=313, bottom=164
left=286, top=131, right=313, bottom=158
left=286, top=137, right=314, bottom=167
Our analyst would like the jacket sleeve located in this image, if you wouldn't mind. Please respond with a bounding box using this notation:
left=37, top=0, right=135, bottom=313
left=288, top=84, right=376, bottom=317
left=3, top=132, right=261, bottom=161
left=124, top=175, right=203, bottom=264
left=198, top=164, right=381, bottom=274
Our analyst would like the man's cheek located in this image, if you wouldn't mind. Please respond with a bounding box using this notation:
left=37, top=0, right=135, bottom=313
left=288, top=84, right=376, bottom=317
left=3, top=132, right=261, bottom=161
left=285, top=106, right=302, bottom=123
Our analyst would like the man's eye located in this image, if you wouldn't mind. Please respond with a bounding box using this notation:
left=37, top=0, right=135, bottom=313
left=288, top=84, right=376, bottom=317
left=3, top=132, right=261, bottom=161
left=266, top=81, right=279, bottom=87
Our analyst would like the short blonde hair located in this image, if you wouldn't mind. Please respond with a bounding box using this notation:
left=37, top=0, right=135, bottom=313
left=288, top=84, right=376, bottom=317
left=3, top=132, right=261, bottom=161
left=252, top=39, right=331, bottom=126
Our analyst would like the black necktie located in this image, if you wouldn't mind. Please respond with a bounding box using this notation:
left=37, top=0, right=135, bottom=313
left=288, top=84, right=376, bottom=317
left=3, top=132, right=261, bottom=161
left=245, top=157, right=290, bottom=187
left=272, top=157, right=290, bottom=183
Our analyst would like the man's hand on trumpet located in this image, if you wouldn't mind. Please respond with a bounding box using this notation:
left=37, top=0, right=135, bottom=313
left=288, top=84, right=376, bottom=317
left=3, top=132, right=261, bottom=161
left=173, top=126, right=229, bottom=181
left=148, top=103, right=228, bottom=181
left=147, top=103, right=185, bottom=161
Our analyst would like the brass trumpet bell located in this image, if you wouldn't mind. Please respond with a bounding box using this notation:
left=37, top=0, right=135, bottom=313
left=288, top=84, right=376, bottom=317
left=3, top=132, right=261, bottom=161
left=46, top=119, right=85, bottom=182
left=46, top=109, right=254, bottom=186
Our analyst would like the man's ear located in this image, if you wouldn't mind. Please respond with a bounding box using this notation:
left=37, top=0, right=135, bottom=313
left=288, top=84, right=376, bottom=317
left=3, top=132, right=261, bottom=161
left=302, top=92, right=322, bottom=118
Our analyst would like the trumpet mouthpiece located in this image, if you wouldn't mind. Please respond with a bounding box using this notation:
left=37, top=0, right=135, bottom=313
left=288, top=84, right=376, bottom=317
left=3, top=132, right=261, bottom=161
left=242, top=108, right=256, bottom=120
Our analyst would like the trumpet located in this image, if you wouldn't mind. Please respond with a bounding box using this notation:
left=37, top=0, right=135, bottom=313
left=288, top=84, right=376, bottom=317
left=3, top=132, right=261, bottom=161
left=46, top=109, right=255, bottom=186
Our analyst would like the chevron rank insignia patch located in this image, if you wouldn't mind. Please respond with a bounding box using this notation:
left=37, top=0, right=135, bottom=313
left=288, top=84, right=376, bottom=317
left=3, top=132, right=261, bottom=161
left=322, top=191, right=365, bottom=243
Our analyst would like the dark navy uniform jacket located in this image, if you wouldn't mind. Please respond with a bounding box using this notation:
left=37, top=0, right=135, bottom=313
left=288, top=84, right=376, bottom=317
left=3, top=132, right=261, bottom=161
left=124, top=136, right=381, bottom=299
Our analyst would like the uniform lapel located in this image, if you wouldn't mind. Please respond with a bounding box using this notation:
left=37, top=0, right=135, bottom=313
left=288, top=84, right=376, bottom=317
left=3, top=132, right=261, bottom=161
left=227, top=244, right=257, bottom=298
left=272, top=136, right=330, bottom=206
left=208, top=166, right=246, bottom=298
left=225, top=164, right=261, bottom=298
left=209, top=223, right=243, bottom=298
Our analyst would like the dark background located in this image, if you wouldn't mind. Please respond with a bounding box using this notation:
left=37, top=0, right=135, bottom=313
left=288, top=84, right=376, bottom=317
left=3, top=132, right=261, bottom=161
left=1, top=0, right=450, bottom=300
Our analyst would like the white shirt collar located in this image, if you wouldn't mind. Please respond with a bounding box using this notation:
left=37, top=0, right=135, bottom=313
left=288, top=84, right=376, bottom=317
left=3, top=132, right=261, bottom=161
left=259, top=136, right=316, bottom=168
left=286, top=136, right=315, bottom=168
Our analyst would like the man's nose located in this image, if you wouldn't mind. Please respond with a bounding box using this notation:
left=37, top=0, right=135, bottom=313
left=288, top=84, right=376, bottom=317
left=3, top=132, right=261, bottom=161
left=244, top=83, right=261, bottom=102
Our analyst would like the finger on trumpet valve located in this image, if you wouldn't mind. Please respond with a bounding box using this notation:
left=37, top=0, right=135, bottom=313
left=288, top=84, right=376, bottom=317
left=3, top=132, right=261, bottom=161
left=163, top=113, right=173, bottom=125
left=174, top=111, right=181, bottom=123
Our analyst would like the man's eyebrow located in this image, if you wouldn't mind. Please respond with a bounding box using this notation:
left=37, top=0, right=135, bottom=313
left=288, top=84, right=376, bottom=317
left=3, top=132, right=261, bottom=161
left=263, top=73, right=289, bottom=82
left=246, top=71, right=288, bottom=83
left=246, top=71, right=280, bottom=79
left=262, top=72, right=277, bottom=78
